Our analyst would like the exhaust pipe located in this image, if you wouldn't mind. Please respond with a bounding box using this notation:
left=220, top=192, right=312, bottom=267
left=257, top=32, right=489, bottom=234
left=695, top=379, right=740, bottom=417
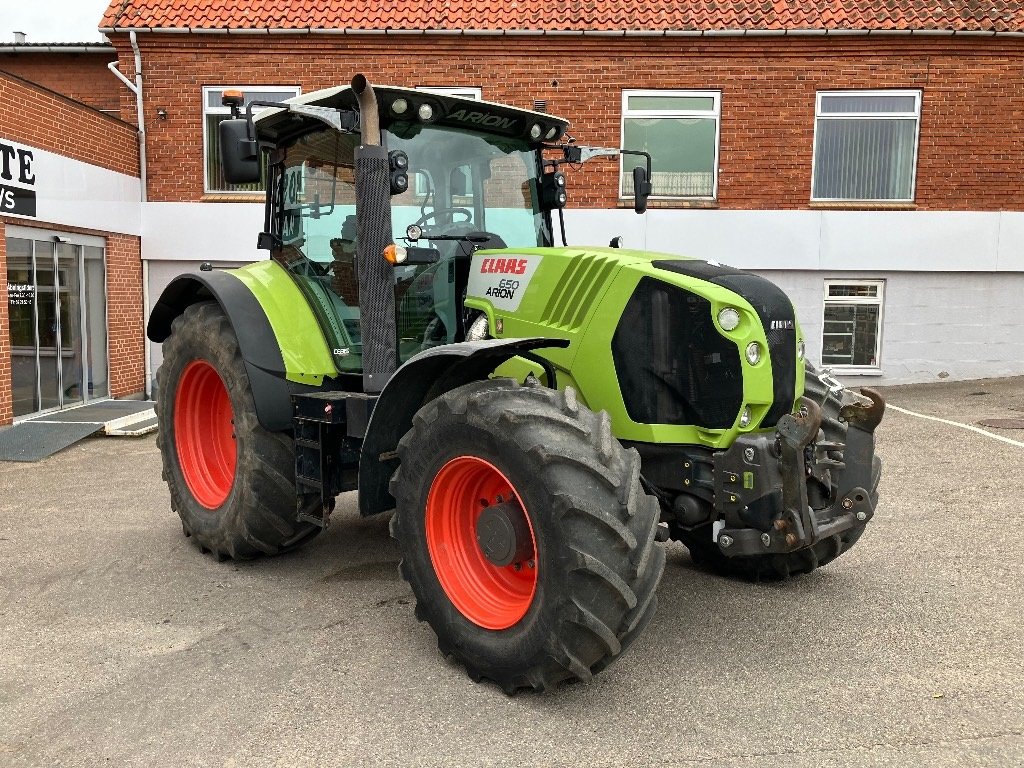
left=351, top=74, right=380, bottom=146
left=350, top=74, right=396, bottom=393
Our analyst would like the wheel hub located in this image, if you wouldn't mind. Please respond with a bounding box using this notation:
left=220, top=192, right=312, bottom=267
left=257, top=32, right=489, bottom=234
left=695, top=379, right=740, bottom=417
left=476, top=501, right=532, bottom=567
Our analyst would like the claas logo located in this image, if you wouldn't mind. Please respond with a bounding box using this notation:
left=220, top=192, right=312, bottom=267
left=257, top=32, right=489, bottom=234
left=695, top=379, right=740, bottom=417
left=479, top=257, right=528, bottom=275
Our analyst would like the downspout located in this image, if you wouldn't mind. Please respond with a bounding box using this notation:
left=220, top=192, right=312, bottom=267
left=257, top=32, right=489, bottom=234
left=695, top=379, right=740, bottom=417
left=108, top=31, right=152, bottom=399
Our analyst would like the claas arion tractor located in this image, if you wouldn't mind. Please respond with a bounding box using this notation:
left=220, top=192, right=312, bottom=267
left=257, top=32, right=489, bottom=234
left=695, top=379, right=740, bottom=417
left=148, top=75, right=885, bottom=693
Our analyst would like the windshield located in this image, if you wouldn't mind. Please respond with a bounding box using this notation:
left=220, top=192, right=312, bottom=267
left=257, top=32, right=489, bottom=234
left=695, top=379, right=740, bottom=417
left=269, top=124, right=547, bottom=372
left=384, top=122, right=547, bottom=249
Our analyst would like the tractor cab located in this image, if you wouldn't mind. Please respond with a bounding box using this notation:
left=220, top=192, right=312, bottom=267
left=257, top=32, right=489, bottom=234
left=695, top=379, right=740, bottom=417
left=218, top=83, right=649, bottom=374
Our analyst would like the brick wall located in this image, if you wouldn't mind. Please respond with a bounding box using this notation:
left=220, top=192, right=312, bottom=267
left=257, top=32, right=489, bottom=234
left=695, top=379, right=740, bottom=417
left=0, top=73, right=143, bottom=426
left=0, top=71, right=139, bottom=177
left=0, top=51, right=119, bottom=114
left=109, top=33, right=1024, bottom=211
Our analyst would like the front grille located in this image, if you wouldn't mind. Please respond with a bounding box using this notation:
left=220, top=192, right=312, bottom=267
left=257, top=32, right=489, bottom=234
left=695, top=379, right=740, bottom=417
left=655, top=261, right=798, bottom=428
left=612, top=277, right=743, bottom=429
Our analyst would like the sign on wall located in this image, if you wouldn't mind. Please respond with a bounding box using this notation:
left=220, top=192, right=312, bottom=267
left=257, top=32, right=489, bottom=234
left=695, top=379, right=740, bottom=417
left=0, top=140, right=37, bottom=217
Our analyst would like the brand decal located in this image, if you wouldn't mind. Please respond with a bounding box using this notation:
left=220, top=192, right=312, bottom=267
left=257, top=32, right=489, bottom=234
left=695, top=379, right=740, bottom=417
left=770, top=319, right=795, bottom=330
left=466, top=254, right=542, bottom=312
left=0, top=140, right=37, bottom=218
left=479, top=257, right=527, bottom=275
left=448, top=109, right=518, bottom=132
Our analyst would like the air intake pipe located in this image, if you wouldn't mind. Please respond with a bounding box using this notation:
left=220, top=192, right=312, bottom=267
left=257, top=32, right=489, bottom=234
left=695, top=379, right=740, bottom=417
left=351, top=74, right=397, bottom=393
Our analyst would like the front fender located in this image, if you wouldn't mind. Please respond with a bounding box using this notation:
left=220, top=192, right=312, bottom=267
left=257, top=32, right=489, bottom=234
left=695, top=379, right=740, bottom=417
left=148, top=270, right=295, bottom=431
left=357, top=337, right=569, bottom=517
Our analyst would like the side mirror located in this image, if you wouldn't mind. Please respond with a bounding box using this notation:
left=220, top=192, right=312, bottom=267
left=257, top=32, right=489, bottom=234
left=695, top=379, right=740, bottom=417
left=632, top=166, right=653, bottom=214
left=219, top=118, right=260, bottom=185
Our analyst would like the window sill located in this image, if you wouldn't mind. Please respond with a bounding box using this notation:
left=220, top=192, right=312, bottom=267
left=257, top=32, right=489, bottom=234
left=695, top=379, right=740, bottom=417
left=826, top=367, right=884, bottom=377
left=617, top=199, right=718, bottom=210
left=809, top=201, right=916, bottom=211
left=200, top=193, right=266, bottom=203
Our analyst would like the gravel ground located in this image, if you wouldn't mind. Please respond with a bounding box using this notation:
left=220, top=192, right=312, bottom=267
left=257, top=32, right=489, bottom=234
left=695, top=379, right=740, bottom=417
left=0, top=377, right=1022, bottom=767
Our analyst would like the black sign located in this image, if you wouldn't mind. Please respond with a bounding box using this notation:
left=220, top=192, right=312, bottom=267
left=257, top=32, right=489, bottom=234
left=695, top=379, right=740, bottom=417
left=0, top=183, right=36, bottom=217
left=0, top=141, right=37, bottom=218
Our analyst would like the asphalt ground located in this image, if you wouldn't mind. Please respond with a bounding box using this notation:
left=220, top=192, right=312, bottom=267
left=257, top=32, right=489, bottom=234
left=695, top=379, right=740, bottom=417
left=1, top=377, right=1022, bottom=767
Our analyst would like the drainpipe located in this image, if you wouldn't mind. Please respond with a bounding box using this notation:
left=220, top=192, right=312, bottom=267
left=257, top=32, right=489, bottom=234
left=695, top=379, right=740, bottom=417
left=107, top=31, right=152, bottom=399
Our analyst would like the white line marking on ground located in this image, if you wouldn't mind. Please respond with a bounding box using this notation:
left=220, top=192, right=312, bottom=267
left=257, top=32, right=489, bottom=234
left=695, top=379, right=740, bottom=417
left=887, top=404, right=1024, bottom=448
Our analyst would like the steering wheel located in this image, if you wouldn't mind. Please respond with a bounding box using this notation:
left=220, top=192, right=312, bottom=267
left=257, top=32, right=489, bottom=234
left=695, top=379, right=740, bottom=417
left=412, top=207, right=473, bottom=228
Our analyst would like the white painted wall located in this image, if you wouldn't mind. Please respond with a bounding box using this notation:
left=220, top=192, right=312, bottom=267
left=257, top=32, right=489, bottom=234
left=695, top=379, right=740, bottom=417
left=140, top=202, right=1024, bottom=387
left=3, top=142, right=141, bottom=235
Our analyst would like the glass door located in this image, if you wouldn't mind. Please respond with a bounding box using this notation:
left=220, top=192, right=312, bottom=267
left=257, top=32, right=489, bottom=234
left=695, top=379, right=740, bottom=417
left=4, top=235, right=109, bottom=418
left=6, top=238, right=38, bottom=418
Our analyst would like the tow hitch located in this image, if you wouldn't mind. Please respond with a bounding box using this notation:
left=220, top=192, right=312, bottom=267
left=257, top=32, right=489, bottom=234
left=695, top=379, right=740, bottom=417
left=713, top=388, right=886, bottom=557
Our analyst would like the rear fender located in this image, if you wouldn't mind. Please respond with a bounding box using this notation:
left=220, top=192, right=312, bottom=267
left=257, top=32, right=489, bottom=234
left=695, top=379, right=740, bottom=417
left=147, top=271, right=294, bottom=431
left=358, top=338, right=569, bottom=517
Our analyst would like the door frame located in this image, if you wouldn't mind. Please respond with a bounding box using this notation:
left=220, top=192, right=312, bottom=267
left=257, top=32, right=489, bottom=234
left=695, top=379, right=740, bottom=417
left=5, top=225, right=110, bottom=423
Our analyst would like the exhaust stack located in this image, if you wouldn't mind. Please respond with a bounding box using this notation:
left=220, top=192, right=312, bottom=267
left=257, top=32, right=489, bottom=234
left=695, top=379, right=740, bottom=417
left=351, top=74, right=396, bottom=393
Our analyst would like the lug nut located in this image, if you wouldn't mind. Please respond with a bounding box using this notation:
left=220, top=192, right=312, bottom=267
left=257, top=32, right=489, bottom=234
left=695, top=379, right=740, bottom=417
left=527, top=559, right=536, bottom=569
left=743, top=448, right=755, bottom=462
left=785, top=533, right=799, bottom=547
left=773, top=519, right=789, bottom=531
left=761, top=533, right=771, bottom=547
left=842, top=497, right=854, bottom=510
left=856, top=511, right=867, bottom=522
left=719, top=535, right=733, bottom=548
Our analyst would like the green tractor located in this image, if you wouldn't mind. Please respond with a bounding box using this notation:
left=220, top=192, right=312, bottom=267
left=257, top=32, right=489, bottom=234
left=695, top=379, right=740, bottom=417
left=148, top=75, right=885, bottom=693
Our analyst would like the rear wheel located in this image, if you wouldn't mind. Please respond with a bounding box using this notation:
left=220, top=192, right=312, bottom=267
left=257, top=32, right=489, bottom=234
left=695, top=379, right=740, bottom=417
left=390, top=379, right=665, bottom=693
left=674, top=362, right=881, bottom=580
left=156, top=302, right=319, bottom=560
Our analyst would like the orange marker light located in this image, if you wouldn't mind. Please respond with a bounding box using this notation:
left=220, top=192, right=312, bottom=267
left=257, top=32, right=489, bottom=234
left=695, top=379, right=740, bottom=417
left=221, top=89, right=245, bottom=108
left=383, top=243, right=407, bottom=265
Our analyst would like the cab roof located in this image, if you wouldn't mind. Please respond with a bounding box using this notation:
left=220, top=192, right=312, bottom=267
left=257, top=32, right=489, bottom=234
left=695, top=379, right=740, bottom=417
left=255, top=84, right=570, bottom=146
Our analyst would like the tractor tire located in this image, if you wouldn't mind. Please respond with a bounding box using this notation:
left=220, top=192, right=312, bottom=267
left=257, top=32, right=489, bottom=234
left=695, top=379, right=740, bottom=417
left=155, top=301, right=320, bottom=560
left=389, top=379, right=665, bottom=693
left=674, top=362, right=882, bottom=581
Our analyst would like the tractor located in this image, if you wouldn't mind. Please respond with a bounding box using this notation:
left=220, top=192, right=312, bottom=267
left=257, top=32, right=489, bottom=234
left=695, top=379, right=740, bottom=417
left=148, top=75, right=885, bottom=693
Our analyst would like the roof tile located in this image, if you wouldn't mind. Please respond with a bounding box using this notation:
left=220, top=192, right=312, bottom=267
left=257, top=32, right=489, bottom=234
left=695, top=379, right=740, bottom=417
left=99, top=1, right=1024, bottom=33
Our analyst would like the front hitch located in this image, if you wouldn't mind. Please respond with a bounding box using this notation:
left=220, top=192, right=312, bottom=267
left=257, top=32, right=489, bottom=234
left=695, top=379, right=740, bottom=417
left=712, top=387, right=886, bottom=557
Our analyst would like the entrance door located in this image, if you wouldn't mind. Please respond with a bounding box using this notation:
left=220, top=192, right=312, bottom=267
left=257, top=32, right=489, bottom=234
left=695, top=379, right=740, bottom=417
left=5, top=235, right=109, bottom=419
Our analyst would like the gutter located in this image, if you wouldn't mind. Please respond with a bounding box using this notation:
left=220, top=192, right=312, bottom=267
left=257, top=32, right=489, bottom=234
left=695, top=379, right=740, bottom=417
left=107, top=31, right=153, bottom=399
left=0, top=45, right=115, bottom=53
left=97, top=26, right=1024, bottom=38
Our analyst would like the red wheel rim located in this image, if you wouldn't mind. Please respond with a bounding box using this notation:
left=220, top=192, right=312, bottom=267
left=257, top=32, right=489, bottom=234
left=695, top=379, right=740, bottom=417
left=174, top=360, right=236, bottom=510
left=425, top=456, right=538, bottom=630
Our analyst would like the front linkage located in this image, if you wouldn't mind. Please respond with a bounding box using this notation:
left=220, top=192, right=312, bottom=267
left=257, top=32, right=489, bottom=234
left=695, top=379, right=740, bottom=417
left=712, top=388, right=885, bottom=557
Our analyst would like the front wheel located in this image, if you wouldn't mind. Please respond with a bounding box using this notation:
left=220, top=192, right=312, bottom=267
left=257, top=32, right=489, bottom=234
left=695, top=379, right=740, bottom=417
left=390, top=379, right=665, bottom=693
left=156, top=301, right=319, bottom=560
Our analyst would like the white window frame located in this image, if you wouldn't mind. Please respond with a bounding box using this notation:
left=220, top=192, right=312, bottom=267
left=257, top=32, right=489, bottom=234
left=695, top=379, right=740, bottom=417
left=202, top=85, right=301, bottom=194
left=619, top=89, right=722, bottom=201
left=415, top=86, right=482, bottom=100
left=810, top=89, right=922, bottom=203
left=821, top=279, right=886, bottom=374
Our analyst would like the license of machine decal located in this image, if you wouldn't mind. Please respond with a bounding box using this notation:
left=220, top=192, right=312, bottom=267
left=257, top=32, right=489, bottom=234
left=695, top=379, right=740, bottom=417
left=467, top=254, right=542, bottom=312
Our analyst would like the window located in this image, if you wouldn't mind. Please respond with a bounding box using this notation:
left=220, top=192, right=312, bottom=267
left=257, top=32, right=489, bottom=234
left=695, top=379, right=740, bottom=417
left=203, top=86, right=300, bottom=193
left=812, top=90, right=921, bottom=202
left=821, top=280, right=885, bottom=371
left=415, top=86, right=482, bottom=101
left=620, top=90, right=721, bottom=199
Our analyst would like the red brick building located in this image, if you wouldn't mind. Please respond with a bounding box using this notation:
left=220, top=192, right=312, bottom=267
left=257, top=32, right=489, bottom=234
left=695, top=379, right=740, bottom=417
left=0, top=69, right=143, bottom=426
left=3, top=1, right=1024, bottom=427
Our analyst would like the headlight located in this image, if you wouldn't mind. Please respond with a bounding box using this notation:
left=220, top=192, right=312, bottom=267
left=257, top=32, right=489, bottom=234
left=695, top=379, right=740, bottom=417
left=739, top=406, right=752, bottom=428
left=797, top=340, right=806, bottom=360
left=718, top=307, right=740, bottom=332
left=529, top=123, right=543, bottom=140
left=745, top=342, right=762, bottom=365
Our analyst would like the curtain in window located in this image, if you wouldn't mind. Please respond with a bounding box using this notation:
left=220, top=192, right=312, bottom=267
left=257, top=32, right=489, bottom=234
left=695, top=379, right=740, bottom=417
left=813, top=118, right=916, bottom=200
